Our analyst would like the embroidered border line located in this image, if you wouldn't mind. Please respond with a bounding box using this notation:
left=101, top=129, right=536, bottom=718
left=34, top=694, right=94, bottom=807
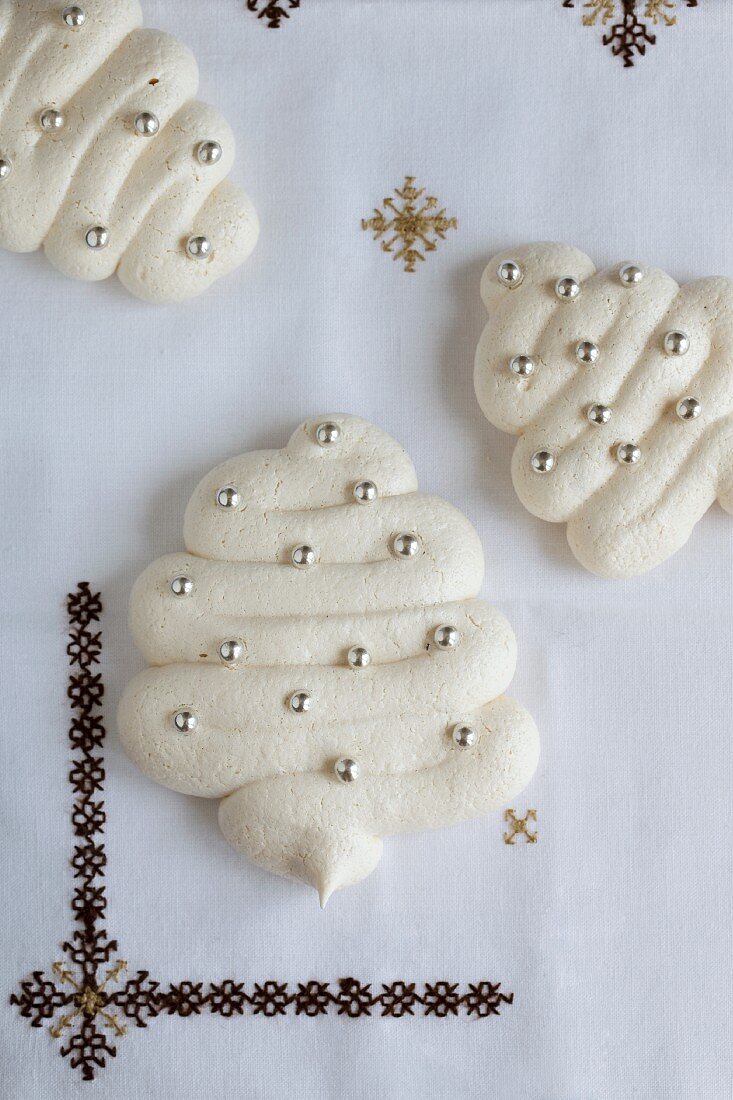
left=10, top=584, right=513, bottom=1081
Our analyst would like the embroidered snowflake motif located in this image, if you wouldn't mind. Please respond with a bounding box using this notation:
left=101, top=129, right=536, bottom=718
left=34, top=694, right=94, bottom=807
left=361, top=176, right=458, bottom=273
left=563, top=0, right=698, bottom=66
left=246, top=0, right=300, bottom=28
left=49, top=959, right=128, bottom=1041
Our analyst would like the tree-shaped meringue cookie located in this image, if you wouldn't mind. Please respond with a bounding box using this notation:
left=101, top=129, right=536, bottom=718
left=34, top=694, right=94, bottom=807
left=0, top=0, right=258, bottom=301
left=118, top=415, right=539, bottom=904
left=475, top=243, right=733, bottom=578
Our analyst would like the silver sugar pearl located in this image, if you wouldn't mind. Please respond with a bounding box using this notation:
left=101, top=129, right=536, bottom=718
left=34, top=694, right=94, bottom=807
left=170, top=575, right=193, bottom=597
left=85, top=225, right=109, bottom=250
left=616, top=442, right=641, bottom=466
left=530, top=450, right=555, bottom=474
left=219, top=639, right=243, bottom=663
left=452, top=724, right=478, bottom=749
left=292, top=544, right=317, bottom=569
left=509, top=354, right=535, bottom=378
left=619, top=263, right=644, bottom=287
left=587, top=403, right=612, bottom=426
left=0, top=158, right=11, bottom=181
left=134, top=111, right=159, bottom=137
left=434, top=625, right=460, bottom=649
left=40, top=107, right=65, bottom=132
left=555, top=276, right=581, bottom=302
left=62, top=5, right=86, bottom=27
left=334, top=757, right=360, bottom=783
left=353, top=479, right=378, bottom=504
left=186, top=234, right=212, bottom=261
left=316, top=421, right=341, bottom=446
left=197, top=140, right=222, bottom=166
left=347, top=645, right=371, bottom=669
left=576, top=340, right=600, bottom=365
left=676, top=396, right=701, bottom=421
left=289, top=690, right=312, bottom=714
left=216, top=486, right=240, bottom=509
left=392, top=532, right=420, bottom=559
left=497, top=259, right=523, bottom=288
left=174, top=710, right=197, bottom=733
left=664, top=330, right=690, bottom=356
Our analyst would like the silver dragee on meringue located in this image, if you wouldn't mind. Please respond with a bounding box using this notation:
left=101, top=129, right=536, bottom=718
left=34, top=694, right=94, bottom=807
left=118, top=415, right=539, bottom=904
left=474, top=242, right=733, bottom=578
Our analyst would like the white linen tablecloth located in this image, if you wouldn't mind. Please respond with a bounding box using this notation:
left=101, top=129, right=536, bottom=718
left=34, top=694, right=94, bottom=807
left=1, top=1, right=731, bottom=1097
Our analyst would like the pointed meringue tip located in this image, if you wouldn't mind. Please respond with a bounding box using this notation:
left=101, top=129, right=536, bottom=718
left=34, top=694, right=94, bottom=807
left=316, top=872, right=342, bottom=907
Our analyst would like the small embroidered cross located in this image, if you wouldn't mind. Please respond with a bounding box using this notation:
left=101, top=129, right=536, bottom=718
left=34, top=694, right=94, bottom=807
left=361, top=176, right=458, bottom=273
left=503, top=808, right=538, bottom=845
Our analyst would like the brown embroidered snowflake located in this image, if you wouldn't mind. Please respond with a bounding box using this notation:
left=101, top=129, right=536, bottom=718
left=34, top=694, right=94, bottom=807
left=246, top=0, right=300, bottom=29
left=361, top=176, right=458, bottom=273
left=563, top=0, right=698, bottom=66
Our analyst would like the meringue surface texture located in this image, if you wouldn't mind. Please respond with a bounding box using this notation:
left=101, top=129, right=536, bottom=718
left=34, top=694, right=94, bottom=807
left=118, top=415, right=539, bottom=903
left=475, top=242, right=733, bottom=578
left=0, top=0, right=258, bottom=301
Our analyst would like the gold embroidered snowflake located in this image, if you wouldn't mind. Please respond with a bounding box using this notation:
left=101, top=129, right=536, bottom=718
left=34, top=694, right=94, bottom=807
left=361, top=176, right=458, bottom=273
left=49, top=959, right=128, bottom=1040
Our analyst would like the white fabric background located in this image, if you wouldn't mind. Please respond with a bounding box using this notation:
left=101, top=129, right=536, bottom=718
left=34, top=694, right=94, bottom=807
left=2, top=1, right=732, bottom=1097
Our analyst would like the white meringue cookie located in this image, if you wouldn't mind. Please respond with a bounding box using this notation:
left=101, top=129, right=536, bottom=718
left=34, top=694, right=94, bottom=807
left=0, top=0, right=258, bottom=301
left=475, top=242, right=733, bottom=578
left=118, top=415, right=539, bottom=903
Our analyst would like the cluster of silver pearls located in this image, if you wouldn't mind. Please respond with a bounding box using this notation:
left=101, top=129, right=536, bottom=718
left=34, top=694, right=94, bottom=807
left=576, top=340, right=599, bottom=365
left=347, top=646, right=371, bottom=669
left=197, top=140, right=222, bottom=166
left=289, top=690, right=311, bottom=714
left=497, top=259, right=523, bottom=288
left=170, top=575, right=193, bottom=597
left=0, top=158, right=11, bottom=181
left=616, top=442, right=641, bottom=466
left=452, top=724, right=478, bottom=749
left=186, top=235, right=212, bottom=261
left=676, top=396, right=701, bottom=421
left=619, top=263, right=644, bottom=286
left=392, top=532, right=420, bottom=559
left=530, top=450, right=555, bottom=474
left=587, top=403, right=612, bottom=426
left=174, top=710, right=197, bottom=733
left=521, top=265, right=697, bottom=476
left=62, top=6, right=86, bottom=28
left=509, top=354, right=535, bottom=378
left=216, top=486, right=239, bottom=508
left=555, top=276, right=581, bottom=302
left=316, top=421, right=341, bottom=446
left=134, top=111, right=159, bottom=137
left=353, top=479, right=378, bottom=504
left=334, top=757, right=360, bottom=783
left=292, top=544, right=317, bottom=569
left=219, top=639, right=242, bottom=663
left=434, top=625, right=460, bottom=649
left=664, top=330, right=690, bottom=356
left=40, top=107, right=64, bottom=132
left=85, top=225, right=109, bottom=250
